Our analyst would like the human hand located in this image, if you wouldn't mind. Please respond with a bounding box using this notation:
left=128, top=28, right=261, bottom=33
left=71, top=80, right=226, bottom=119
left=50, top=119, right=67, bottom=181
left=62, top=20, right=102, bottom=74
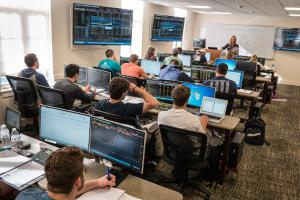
left=200, top=115, right=209, bottom=125
left=84, top=84, right=91, bottom=93
left=97, top=175, right=116, bottom=188
left=129, top=83, right=137, bottom=93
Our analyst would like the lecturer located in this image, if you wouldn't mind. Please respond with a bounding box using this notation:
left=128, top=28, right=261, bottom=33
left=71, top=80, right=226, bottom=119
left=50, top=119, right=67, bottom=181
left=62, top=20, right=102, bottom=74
left=222, top=35, right=239, bottom=55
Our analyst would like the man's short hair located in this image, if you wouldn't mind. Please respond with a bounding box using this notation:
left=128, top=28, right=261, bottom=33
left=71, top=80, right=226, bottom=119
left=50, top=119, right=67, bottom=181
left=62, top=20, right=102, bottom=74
left=172, top=48, right=179, bottom=56
left=65, top=64, right=80, bottom=78
left=170, top=59, right=179, bottom=65
left=24, top=53, right=38, bottom=68
left=109, top=77, right=130, bottom=99
left=216, top=63, right=228, bottom=75
left=129, top=54, right=139, bottom=63
left=172, top=85, right=191, bottom=107
left=106, top=49, right=114, bottom=58
left=45, top=146, right=84, bottom=194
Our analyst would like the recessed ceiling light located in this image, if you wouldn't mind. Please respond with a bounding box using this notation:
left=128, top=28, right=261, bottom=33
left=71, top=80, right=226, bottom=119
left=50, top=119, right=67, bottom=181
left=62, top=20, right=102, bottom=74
left=289, top=14, right=300, bottom=16
left=187, top=5, right=211, bottom=9
left=212, top=12, right=232, bottom=15
left=285, top=7, right=300, bottom=11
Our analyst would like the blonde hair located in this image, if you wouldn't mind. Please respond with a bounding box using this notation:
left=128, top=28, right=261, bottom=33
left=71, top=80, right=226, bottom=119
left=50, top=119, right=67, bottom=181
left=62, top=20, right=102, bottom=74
left=230, top=35, right=237, bottom=45
left=250, top=54, right=258, bottom=62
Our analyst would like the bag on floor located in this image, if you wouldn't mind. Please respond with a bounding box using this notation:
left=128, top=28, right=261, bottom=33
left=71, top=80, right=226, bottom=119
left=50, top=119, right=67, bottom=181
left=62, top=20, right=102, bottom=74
left=244, top=118, right=266, bottom=145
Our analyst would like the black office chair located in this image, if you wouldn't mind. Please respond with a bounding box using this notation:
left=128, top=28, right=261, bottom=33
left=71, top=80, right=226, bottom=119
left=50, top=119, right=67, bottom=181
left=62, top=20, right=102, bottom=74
left=36, top=85, right=70, bottom=109
left=6, top=75, right=39, bottom=136
left=94, top=109, right=141, bottom=129
left=215, top=92, right=235, bottom=115
left=159, top=124, right=211, bottom=199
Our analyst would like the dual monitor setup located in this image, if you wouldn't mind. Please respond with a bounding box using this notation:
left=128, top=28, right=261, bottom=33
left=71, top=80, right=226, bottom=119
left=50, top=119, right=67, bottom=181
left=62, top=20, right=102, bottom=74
left=39, top=105, right=146, bottom=175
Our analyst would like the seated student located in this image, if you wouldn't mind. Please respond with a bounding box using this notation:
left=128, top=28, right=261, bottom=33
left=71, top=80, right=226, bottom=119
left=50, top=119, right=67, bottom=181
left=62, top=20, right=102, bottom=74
left=158, top=85, right=209, bottom=154
left=19, top=53, right=49, bottom=87
left=16, top=146, right=115, bottom=200
left=192, top=49, right=208, bottom=64
left=121, top=54, right=149, bottom=79
left=250, top=54, right=267, bottom=70
left=203, top=63, right=237, bottom=95
left=98, top=49, right=121, bottom=76
left=95, top=77, right=163, bottom=160
left=144, top=47, right=157, bottom=61
left=162, top=48, right=183, bottom=69
left=54, top=64, right=94, bottom=107
left=159, top=59, right=193, bottom=82
left=225, top=50, right=234, bottom=60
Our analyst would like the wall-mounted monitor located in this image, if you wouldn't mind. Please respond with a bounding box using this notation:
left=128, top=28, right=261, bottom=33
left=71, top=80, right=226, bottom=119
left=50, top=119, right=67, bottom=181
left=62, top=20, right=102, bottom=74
left=151, top=14, right=185, bottom=42
left=274, top=28, right=300, bottom=52
left=73, top=3, right=133, bottom=45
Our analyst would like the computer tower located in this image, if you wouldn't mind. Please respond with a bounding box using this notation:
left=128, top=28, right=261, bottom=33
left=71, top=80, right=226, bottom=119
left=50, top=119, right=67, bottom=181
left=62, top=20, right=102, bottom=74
left=228, top=132, right=245, bottom=169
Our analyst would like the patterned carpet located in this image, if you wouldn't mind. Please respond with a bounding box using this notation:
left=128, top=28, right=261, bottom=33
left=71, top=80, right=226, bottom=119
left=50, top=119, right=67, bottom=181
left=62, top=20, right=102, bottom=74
left=147, top=84, right=300, bottom=200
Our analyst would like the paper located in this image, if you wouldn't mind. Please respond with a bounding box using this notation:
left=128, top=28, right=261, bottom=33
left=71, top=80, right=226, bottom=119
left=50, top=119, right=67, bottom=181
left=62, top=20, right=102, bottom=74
left=77, top=187, right=125, bottom=200
left=119, top=193, right=142, bottom=200
left=0, top=161, right=44, bottom=188
left=239, top=89, right=253, bottom=94
left=0, top=150, right=31, bottom=175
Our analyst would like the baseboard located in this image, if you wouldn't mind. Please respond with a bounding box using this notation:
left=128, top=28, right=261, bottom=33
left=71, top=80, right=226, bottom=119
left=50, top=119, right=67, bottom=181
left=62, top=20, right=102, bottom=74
left=279, top=79, right=300, bottom=86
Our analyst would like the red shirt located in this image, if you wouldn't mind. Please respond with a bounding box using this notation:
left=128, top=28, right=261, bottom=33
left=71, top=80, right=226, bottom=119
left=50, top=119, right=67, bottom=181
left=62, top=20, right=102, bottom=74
left=121, top=63, right=145, bottom=79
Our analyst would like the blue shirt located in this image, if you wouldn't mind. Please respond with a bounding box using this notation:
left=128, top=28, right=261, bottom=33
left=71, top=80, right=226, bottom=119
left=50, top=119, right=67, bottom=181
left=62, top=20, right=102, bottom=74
left=159, top=64, right=192, bottom=82
left=19, top=68, right=49, bottom=87
left=98, top=58, right=121, bottom=76
left=16, top=188, right=52, bottom=200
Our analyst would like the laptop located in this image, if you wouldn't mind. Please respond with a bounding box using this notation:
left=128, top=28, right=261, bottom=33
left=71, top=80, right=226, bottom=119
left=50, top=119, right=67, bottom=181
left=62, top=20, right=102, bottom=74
left=200, top=97, right=228, bottom=123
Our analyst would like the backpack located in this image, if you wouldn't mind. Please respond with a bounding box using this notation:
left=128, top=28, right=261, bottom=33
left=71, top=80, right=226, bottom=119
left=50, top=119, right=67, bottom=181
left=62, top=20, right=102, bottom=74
left=244, top=118, right=266, bottom=145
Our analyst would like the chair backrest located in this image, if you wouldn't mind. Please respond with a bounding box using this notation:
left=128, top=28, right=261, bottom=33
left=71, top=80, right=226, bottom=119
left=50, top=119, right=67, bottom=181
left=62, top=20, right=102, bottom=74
left=94, top=109, right=141, bottom=129
left=159, top=124, right=207, bottom=165
left=36, top=85, right=70, bottom=109
left=6, top=75, right=38, bottom=109
left=215, top=92, right=235, bottom=115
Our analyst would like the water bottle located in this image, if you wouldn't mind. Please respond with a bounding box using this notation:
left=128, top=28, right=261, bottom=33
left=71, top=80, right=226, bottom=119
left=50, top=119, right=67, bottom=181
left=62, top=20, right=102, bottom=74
left=11, top=128, right=20, bottom=148
left=0, top=125, right=11, bottom=149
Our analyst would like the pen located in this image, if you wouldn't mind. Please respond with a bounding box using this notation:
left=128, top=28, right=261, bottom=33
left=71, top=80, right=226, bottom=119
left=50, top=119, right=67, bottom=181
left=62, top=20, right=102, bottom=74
left=107, top=167, right=111, bottom=189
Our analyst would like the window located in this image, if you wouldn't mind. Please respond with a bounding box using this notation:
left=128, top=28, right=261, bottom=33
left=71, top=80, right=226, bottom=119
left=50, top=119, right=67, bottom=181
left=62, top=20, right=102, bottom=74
left=0, top=0, right=53, bottom=80
left=121, top=0, right=144, bottom=58
left=173, top=8, right=186, bottom=49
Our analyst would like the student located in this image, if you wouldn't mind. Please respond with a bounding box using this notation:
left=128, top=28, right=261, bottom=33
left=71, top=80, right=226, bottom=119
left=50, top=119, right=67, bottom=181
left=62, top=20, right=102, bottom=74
left=225, top=50, right=234, bottom=60
left=193, top=49, right=208, bottom=64
left=158, top=85, right=209, bottom=155
left=16, top=146, right=116, bottom=200
left=98, top=49, right=121, bottom=76
left=19, top=53, right=49, bottom=87
left=95, top=77, right=163, bottom=159
left=250, top=54, right=267, bottom=70
left=222, top=35, right=239, bottom=55
left=162, top=48, right=183, bottom=69
left=203, top=63, right=237, bottom=95
left=144, top=47, right=157, bottom=61
left=95, top=77, right=159, bottom=117
left=54, top=64, right=94, bottom=107
left=121, top=54, right=149, bottom=79
left=159, top=59, right=192, bottom=82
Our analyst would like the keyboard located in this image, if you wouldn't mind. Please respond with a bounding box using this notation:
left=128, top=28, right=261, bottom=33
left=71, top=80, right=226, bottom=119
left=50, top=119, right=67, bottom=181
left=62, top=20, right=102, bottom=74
left=32, top=148, right=54, bottom=166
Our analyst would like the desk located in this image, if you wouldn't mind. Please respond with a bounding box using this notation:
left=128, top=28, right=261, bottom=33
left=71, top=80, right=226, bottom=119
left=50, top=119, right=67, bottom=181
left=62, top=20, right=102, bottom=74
left=256, top=76, right=271, bottom=83
left=19, top=135, right=183, bottom=200
left=236, top=89, right=261, bottom=118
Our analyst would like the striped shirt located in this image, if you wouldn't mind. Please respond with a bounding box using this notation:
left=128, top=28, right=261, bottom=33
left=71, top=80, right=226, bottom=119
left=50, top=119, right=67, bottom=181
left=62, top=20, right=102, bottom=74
left=204, top=76, right=237, bottom=95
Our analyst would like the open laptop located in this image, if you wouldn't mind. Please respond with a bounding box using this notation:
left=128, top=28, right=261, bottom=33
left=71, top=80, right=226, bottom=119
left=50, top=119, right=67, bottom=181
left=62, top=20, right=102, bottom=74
left=5, top=107, right=21, bottom=132
left=200, top=97, right=228, bottom=123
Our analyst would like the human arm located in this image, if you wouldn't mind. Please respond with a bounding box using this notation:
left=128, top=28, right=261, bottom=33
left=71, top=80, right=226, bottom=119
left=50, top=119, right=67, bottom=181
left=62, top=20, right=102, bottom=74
left=129, top=83, right=159, bottom=113
left=199, top=115, right=209, bottom=132
left=75, top=85, right=94, bottom=103
left=36, top=73, right=50, bottom=87
left=76, top=175, right=116, bottom=197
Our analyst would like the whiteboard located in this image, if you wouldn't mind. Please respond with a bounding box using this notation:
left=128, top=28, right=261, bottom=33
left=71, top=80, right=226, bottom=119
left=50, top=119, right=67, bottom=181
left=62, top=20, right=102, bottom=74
left=202, top=24, right=276, bottom=59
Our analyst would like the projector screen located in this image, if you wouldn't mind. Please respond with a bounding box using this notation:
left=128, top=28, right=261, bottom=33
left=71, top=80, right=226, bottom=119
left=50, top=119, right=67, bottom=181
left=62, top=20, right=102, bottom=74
left=72, top=3, right=133, bottom=45
left=151, top=14, right=185, bottom=42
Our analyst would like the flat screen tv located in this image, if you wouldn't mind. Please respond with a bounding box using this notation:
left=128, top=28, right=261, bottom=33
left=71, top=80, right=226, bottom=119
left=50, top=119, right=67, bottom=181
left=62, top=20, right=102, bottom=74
left=151, top=14, right=185, bottom=42
left=73, top=3, right=133, bottom=45
left=274, top=28, right=300, bottom=51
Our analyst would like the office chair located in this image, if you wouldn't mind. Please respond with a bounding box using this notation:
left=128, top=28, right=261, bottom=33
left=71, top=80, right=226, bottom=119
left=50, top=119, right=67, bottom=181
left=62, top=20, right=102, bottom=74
left=159, top=124, right=211, bottom=200
left=94, top=109, right=141, bottom=129
left=215, top=92, right=235, bottom=115
left=36, top=85, right=70, bottom=109
left=93, top=66, right=116, bottom=78
left=6, top=75, right=39, bottom=136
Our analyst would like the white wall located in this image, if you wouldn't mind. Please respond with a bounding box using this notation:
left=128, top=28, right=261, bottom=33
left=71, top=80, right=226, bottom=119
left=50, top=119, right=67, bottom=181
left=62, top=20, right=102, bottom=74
left=193, top=14, right=300, bottom=85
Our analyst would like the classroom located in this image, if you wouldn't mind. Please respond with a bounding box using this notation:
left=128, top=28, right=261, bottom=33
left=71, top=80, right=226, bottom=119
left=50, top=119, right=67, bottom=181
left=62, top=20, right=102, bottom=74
left=0, top=0, right=299, bottom=200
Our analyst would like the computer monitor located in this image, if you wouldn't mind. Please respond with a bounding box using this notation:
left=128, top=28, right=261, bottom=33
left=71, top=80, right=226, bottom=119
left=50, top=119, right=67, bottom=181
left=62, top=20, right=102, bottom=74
left=236, top=61, right=257, bottom=72
left=120, top=57, right=129, bottom=65
left=90, top=117, right=146, bottom=174
left=146, top=80, right=178, bottom=102
left=178, top=54, right=192, bottom=67
left=87, top=68, right=111, bottom=90
left=40, top=105, right=90, bottom=151
left=205, top=52, right=211, bottom=62
left=0, top=75, right=9, bottom=86
left=225, top=70, right=244, bottom=89
left=5, top=107, right=21, bottom=131
left=141, top=59, right=161, bottom=76
left=215, top=59, right=237, bottom=70
left=191, top=67, right=216, bottom=83
left=78, top=67, right=87, bottom=85
left=182, top=82, right=215, bottom=108
left=200, top=97, right=228, bottom=118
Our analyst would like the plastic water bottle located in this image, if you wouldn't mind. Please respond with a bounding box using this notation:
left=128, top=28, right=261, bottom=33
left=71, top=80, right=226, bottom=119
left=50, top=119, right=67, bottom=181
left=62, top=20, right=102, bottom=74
left=11, top=128, right=20, bottom=148
left=0, top=125, right=11, bottom=149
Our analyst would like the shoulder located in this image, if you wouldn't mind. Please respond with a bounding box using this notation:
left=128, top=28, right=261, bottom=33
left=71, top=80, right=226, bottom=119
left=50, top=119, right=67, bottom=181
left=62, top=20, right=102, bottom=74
left=16, top=188, right=47, bottom=200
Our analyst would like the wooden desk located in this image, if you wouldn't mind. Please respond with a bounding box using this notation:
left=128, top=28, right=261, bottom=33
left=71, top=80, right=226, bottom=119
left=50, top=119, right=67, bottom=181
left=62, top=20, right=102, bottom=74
left=20, top=135, right=183, bottom=200
left=256, top=76, right=271, bottom=83
left=237, top=89, right=261, bottom=119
